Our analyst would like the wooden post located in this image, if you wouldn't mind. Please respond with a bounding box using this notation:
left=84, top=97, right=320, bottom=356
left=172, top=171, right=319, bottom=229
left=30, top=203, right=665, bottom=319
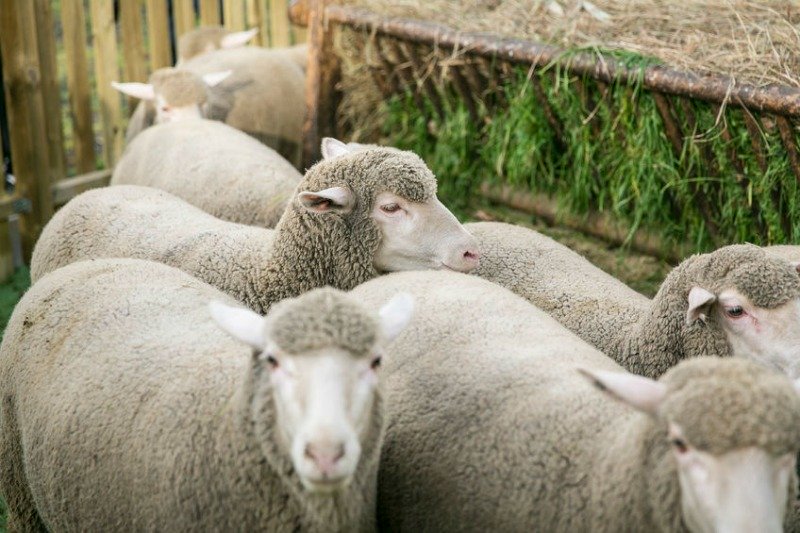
left=270, top=0, right=292, bottom=46
left=173, top=0, right=196, bottom=39
left=302, top=0, right=341, bottom=167
left=246, top=0, right=268, bottom=46
left=224, top=0, right=247, bottom=31
left=0, top=0, right=54, bottom=259
left=121, top=0, right=149, bottom=112
left=200, top=0, right=221, bottom=26
left=33, top=0, right=67, bottom=185
left=61, top=0, right=96, bottom=175
left=90, top=0, right=125, bottom=167
left=146, top=0, right=173, bottom=69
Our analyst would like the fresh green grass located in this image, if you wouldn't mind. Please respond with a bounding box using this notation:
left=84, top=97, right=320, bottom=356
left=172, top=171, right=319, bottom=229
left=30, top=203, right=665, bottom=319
left=381, top=52, right=800, bottom=255
left=0, top=267, right=30, bottom=339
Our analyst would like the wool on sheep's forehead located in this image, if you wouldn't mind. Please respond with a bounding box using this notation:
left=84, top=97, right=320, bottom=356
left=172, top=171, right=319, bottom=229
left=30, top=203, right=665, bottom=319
left=659, top=357, right=800, bottom=456
left=302, top=148, right=437, bottom=207
left=179, top=26, right=227, bottom=59
left=267, top=287, right=379, bottom=357
left=149, top=68, right=208, bottom=108
left=688, top=244, right=800, bottom=308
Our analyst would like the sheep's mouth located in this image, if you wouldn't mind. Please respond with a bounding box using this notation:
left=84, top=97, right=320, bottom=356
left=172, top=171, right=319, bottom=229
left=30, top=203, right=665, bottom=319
left=301, top=475, right=351, bottom=494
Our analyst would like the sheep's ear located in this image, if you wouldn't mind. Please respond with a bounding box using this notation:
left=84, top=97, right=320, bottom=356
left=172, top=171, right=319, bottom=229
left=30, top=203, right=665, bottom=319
left=220, top=28, right=259, bottom=49
left=297, top=186, right=354, bottom=213
left=202, top=70, right=232, bottom=87
left=209, top=301, right=266, bottom=349
left=111, top=81, right=155, bottom=101
left=321, top=138, right=354, bottom=160
left=686, top=287, right=716, bottom=324
left=379, top=293, right=414, bottom=342
left=578, top=368, right=666, bottom=415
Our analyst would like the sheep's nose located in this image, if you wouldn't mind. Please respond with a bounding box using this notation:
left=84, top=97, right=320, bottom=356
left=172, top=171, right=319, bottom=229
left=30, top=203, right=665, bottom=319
left=305, top=442, right=346, bottom=475
left=447, top=244, right=480, bottom=273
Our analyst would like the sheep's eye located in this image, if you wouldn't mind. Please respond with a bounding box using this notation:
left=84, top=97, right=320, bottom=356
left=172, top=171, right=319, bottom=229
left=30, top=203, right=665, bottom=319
left=160, top=106, right=171, bottom=113
left=725, top=306, right=744, bottom=318
left=380, top=203, right=401, bottom=214
left=370, top=356, right=382, bottom=370
left=670, top=438, right=688, bottom=454
left=265, top=354, right=279, bottom=369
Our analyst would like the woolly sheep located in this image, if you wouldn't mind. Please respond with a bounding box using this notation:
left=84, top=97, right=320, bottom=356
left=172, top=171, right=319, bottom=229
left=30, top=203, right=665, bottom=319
left=176, top=25, right=259, bottom=64
left=31, top=141, right=480, bottom=314
left=349, top=269, right=800, bottom=531
left=124, top=46, right=305, bottom=165
left=468, top=221, right=800, bottom=378
left=113, top=67, right=232, bottom=131
left=111, top=119, right=301, bottom=227
left=0, top=258, right=414, bottom=531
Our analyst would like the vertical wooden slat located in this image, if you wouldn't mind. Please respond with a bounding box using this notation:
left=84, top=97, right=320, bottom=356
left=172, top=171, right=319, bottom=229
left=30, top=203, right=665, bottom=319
left=270, top=0, right=292, bottom=46
left=146, top=0, right=172, bottom=69
left=173, top=0, right=196, bottom=38
left=303, top=0, right=341, bottom=167
left=61, top=0, right=96, bottom=174
left=0, top=0, right=54, bottom=258
left=121, top=0, right=149, bottom=114
left=224, top=0, right=247, bottom=31
left=33, top=0, right=67, bottom=186
left=89, top=0, right=125, bottom=167
left=200, top=0, right=221, bottom=25
left=246, top=0, right=267, bottom=46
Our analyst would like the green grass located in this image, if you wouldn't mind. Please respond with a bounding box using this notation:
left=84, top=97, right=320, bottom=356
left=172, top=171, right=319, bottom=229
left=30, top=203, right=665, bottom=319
left=380, top=52, right=800, bottom=255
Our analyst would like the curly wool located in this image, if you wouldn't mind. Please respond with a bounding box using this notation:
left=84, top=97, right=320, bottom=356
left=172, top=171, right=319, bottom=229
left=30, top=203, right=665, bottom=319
left=111, top=119, right=301, bottom=228
left=0, top=259, right=383, bottom=532
left=149, top=68, right=209, bottom=107
left=268, top=288, right=378, bottom=356
left=469, top=222, right=800, bottom=378
left=348, top=270, right=800, bottom=531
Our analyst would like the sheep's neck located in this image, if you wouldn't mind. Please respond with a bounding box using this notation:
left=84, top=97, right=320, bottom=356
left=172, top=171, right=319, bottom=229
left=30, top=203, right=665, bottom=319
left=590, top=414, right=684, bottom=532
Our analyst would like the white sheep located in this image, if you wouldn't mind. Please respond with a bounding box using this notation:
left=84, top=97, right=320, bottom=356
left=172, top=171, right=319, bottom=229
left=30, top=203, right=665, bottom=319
left=349, top=269, right=800, bottom=531
left=111, top=118, right=301, bottom=228
left=124, top=46, right=305, bottom=165
left=31, top=140, right=480, bottom=314
left=0, top=258, right=413, bottom=531
left=468, top=221, right=800, bottom=378
left=176, top=25, right=259, bottom=64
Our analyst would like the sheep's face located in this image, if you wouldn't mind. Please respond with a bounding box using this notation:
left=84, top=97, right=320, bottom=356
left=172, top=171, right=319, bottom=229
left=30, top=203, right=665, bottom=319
left=210, top=290, right=413, bottom=493
left=370, top=191, right=480, bottom=273
left=670, top=430, right=794, bottom=533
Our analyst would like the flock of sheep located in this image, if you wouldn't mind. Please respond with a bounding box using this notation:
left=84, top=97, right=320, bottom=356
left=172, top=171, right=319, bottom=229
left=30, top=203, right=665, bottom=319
left=1, top=24, right=800, bottom=532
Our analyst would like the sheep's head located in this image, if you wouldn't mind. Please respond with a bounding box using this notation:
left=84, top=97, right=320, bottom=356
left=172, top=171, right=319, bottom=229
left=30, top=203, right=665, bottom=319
left=176, top=26, right=259, bottom=64
left=210, top=287, right=413, bottom=493
left=581, top=357, right=800, bottom=533
left=111, top=67, right=231, bottom=123
left=680, top=244, right=800, bottom=377
left=294, top=138, right=480, bottom=274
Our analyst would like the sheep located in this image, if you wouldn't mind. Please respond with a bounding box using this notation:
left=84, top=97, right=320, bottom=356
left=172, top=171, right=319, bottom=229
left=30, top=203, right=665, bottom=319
left=347, top=269, right=800, bottom=532
left=176, top=25, right=259, bottom=64
left=0, top=257, right=414, bottom=531
left=124, top=46, right=305, bottom=165
left=111, top=118, right=301, bottom=228
left=467, top=221, right=800, bottom=378
left=31, top=140, right=480, bottom=314
left=114, top=66, right=232, bottom=143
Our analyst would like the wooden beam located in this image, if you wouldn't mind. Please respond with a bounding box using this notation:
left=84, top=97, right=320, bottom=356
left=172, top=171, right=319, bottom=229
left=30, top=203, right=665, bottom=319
left=90, top=0, right=125, bottom=167
left=224, top=0, right=247, bottom=31
left=61, top=0, right=96, bottom=174
left=269, top=0, right=292, bottom=46
left=173, top=0, right=196, bottom=39
left=146, top=0, right=173, bottom=69
left=200, top=0, right=221, bottom=26
left=0, top=0, right=54, bottom=258
left=246, top=0, right=267, bottom=46
left=121, top=0, right=149, bottom=113
left=34, top=0, right=67, bottom=186
left=302, top=0, right=341, bottom=167
left=52, top=169, right=113, bottom=207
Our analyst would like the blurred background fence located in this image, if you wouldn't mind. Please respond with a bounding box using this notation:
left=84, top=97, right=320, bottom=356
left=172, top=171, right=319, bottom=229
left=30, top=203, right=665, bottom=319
left=0, top=0, right=305, bottom=280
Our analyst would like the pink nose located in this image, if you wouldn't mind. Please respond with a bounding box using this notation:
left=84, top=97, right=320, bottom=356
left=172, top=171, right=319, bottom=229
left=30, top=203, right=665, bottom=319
left=305, top=442, right=345, bottom=475
left=453, top=247, right=480, bottom=272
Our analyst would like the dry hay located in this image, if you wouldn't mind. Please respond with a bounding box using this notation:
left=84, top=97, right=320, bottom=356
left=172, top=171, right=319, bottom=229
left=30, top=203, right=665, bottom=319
left=342, top=0, right=800, bottom=88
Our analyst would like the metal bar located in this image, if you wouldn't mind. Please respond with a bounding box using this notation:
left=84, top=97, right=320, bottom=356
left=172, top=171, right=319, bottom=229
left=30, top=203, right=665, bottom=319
left=373, top=37, right=400, bottom=94
left=447, top=63, right=479, bottom=122
left=386, top=39, right=427, bottom=115
left=530, top=72, right=565, bottom=152
left=324, top=5, right=800, bottom=118
left=776, top=116, right=800, bottom=185
left=398, top=42, right=444, bottom=119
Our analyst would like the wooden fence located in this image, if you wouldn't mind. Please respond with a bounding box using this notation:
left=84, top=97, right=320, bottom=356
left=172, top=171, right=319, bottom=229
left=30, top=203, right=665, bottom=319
left=0, top=0, right=306, bottom=280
